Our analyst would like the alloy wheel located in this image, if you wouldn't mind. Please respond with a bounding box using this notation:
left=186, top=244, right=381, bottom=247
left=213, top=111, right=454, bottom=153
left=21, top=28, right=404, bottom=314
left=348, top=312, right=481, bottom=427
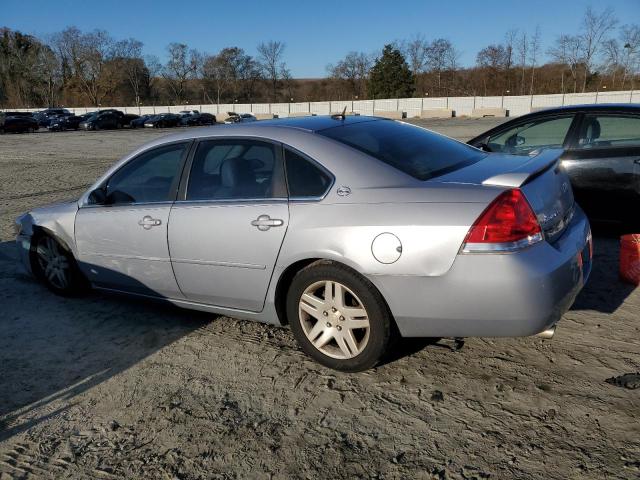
left=298, top=280, right=370, bottom=359
left=36, top=236, right=71, bottom=290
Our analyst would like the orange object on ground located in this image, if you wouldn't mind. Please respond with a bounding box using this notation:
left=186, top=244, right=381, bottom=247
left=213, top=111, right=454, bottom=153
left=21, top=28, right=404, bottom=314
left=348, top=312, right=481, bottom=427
left=620, top=234, right=640, bottom=285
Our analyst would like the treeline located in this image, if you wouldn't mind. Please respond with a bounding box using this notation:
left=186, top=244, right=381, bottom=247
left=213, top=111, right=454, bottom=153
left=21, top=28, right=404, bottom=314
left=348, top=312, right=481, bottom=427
left=0, top=6, right=637, bottom=109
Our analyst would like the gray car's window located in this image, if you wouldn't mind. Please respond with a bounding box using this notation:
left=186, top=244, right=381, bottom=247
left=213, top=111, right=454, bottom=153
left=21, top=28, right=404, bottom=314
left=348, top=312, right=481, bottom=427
left=103, top=143, right=187, bottom=204
left=318, top=120, right=484, bottom=180
left=488, top=115, right=574, bottom=154
left=186, top=140, right=278, bottom=200
left=577, top=115, right=640, bottom=149
left=285, top=148, right=331, bottom=198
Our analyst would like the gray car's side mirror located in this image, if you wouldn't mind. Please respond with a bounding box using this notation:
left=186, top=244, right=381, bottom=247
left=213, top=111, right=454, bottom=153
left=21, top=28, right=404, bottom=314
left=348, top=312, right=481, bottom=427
left=88, top=187, right=107, bottom=205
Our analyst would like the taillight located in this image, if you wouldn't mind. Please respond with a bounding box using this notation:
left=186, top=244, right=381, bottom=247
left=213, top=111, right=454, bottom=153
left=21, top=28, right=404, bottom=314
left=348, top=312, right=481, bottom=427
left=461, top=189, right=543, bottom=253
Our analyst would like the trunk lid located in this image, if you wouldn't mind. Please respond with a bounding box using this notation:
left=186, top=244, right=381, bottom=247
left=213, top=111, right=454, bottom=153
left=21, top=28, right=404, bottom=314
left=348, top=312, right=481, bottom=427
left=435, top=148, right=575, bottom=242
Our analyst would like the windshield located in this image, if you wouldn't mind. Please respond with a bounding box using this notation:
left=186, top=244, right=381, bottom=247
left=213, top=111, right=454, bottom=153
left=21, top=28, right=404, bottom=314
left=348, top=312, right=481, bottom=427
left=318, top=120, right=485, bottom=181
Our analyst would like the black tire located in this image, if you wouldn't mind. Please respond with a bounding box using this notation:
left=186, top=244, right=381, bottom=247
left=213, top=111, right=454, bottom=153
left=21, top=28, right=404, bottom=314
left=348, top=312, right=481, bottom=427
left=286, top=260, right=392, bottom=372
left=31, top=233, right=88, bottom=296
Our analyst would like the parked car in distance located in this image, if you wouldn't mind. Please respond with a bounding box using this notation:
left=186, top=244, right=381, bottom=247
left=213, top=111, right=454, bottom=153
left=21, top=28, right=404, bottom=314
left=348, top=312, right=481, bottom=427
left=79, top=111, right=119, bottom=130
left=94, top=109, right=138, bottom=128
left=199, top=113, right=216, bottom=125
left=0, top=112, right=39, bottom=133
left=34, top=108, right=73, bottom=127
left=180, top=111, right=217, bottom=126
left=144, top=113, right=181, bottom=128
left=130, top=115, right=154, bottom=128
left=15, top=116, right=592, bottom=372
left=224, top=112, right=257, bottom=124
left=47, top=114, right=83, bottom=131
left=468, top=104, right=640, bottom=227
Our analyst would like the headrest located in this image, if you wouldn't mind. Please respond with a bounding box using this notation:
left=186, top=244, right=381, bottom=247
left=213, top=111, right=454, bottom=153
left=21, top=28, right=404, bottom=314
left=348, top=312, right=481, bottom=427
left=585, top=118, right=601, bottom=142
left=220, top=158, right=254, bottom=187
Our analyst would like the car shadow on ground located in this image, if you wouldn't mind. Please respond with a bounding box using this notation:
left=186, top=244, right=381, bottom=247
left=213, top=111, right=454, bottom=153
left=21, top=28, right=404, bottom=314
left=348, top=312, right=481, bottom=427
left=0, top=241, right=210, bottom=442
left=571, top=231, right=637, bottom=314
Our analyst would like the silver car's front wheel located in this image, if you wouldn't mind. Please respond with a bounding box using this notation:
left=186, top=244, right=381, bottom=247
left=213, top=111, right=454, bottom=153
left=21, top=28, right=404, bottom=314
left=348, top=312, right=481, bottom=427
left=287, top=261, right=392, bottom=372
left=299, top=280, right=371, bottom=359
left=36, top=236, right=71, bottom=290
left=32, top=234, right=87, bottom=296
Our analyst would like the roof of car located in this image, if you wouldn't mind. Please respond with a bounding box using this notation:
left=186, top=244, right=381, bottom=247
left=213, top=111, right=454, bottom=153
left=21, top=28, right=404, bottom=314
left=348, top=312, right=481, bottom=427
left=255, top=114, right=382, bottom=131
left=526, top=103, right=639, bottom=115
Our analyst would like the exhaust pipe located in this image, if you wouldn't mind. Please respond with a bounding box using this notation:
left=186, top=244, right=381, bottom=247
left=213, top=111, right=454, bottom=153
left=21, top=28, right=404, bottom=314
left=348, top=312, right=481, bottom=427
left=536, top=326, right=556, bottom=339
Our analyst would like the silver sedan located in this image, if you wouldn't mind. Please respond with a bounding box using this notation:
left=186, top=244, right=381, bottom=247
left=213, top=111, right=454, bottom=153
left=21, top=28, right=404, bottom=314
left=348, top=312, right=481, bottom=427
left=14, top=116, right=592, bottom=371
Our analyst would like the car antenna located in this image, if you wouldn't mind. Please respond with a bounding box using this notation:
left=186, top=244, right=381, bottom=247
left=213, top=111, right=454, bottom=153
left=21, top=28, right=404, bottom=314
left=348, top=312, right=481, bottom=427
left=331, top=106, right=347, bottom=120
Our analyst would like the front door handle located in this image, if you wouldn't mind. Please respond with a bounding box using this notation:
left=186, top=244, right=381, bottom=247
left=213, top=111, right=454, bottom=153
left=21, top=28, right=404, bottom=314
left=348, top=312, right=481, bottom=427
left=138, top=215, right=162, bottom=230
left=634, top=158, right=640, bottom=165
left=251, top=214, right=284, bottom=231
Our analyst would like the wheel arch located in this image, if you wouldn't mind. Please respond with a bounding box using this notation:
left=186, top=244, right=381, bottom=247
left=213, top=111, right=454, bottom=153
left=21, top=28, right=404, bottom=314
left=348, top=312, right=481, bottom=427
left=273, top=257, right=394, bottom=328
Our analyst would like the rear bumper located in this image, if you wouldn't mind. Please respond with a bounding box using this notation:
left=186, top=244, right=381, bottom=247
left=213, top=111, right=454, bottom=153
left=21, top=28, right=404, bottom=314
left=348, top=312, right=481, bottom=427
left=369, top=207, right=592, bottom=338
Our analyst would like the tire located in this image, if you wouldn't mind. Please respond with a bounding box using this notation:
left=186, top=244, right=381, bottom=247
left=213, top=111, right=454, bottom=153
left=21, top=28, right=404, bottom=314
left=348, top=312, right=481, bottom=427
left=31, top=233, right=88, bottom=296
left=286, top=261, right=392, bottom=372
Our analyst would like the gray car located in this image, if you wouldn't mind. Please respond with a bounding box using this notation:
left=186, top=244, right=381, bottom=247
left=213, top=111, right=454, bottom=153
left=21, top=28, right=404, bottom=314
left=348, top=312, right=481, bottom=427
left=14, top=116, right=592, bottom=371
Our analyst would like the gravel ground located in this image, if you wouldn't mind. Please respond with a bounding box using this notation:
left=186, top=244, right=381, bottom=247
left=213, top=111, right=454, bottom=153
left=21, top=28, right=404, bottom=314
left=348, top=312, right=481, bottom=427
left=0, top=119, right=638, bottom=480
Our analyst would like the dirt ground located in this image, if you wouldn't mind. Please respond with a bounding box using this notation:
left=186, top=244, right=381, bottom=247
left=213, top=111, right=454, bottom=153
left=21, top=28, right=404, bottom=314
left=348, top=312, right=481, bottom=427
left=0, top=119, right=638, bottom=480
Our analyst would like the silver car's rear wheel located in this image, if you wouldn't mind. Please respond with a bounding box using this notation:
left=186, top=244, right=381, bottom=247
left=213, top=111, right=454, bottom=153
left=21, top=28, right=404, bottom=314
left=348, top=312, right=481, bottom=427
left=287, top=261, right=392, bottom=372
left=299, top=280, right=370, bottom=360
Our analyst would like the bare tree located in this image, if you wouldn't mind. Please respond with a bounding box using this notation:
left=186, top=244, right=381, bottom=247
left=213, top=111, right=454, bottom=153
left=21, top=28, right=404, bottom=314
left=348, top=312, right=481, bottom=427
left=619, top=24, right=640, bottom=89
left=427, top=38, right=456, bottom=95
left=504, top=29, right=518, bottom=93
left=549, top=34, right=582, bottom=92
left=257, top=40, right=286, bottom=102
left=162, top=43, right=199, bottom=104
left=113, top=38, right=146, bottom=106
left=578, top=6, right=618, bottom=91
left=529, top=26, right=541, bottom=94
left=327, top=51, right=372, bottom=98
left=51, top=27, right=119, bottom=106
left=517, top=31, right=528, bottom=94
left=402, top=34, right=429, bottom=92
left=143, top=54, right=162, bottom=103
left=476, top=44, right=508, bottom=95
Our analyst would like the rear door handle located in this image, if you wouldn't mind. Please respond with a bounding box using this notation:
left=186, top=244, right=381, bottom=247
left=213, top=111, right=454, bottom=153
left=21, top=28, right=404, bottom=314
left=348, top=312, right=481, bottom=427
left=251, top=214, right=284, bottom=231
left=634, top=158, right=640, bottom=165
left=138, top=215, right=162, bottom=229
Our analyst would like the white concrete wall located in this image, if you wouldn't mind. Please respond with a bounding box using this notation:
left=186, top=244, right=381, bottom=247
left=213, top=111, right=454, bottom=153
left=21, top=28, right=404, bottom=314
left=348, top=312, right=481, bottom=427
left=5, top=90, right=639, bottom=118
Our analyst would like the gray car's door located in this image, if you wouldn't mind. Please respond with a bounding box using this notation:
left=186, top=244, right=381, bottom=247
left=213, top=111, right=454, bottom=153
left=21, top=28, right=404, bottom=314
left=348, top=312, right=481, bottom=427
left=561, top=113, right=640, bottom=221
left=168, top=138, right=289, bottom=311
left=75, top=142, right=191, bottom=298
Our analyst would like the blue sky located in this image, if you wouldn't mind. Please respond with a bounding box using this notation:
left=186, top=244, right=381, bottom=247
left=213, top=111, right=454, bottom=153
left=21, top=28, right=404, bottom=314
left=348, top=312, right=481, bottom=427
left=2, top=0, right=639, bottom=77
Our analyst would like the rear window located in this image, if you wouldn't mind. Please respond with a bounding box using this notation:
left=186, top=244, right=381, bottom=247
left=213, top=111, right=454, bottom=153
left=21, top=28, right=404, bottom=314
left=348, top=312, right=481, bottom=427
left=318, top=120, right=485, bottom=180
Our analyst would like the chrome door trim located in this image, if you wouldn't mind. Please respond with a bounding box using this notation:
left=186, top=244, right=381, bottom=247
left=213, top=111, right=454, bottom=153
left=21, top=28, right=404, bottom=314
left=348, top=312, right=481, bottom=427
left=170, top=258, right=266, bottom=270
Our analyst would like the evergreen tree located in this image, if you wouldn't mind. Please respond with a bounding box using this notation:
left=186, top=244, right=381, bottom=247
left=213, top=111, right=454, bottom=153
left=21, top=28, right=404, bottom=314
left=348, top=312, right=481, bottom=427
left=368, top=44, right=414, bottom=98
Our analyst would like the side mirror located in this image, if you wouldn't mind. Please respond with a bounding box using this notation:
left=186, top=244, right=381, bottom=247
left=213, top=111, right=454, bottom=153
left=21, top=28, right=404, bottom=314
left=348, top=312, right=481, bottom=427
left=88, top=187, right=107, bottom=205
left=477, top=143, right=493, bottom=152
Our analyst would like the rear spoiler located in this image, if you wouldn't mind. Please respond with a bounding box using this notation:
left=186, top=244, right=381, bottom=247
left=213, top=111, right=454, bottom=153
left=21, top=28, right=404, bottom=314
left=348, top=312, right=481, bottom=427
left=482, top=148, right=563, bottom=188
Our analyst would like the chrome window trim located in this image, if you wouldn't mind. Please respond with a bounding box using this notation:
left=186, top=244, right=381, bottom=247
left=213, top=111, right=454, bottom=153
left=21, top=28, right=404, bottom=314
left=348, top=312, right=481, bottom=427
left=79, top=200, right=175, bottom=210
left=173, top=197, right=289, bottom=206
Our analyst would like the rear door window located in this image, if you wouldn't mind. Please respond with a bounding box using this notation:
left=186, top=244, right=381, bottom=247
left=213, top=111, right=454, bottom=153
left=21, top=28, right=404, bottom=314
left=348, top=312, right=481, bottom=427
left=186, top=139, right=284, bottom=200
left=577, top=114, right=640, bottom=149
